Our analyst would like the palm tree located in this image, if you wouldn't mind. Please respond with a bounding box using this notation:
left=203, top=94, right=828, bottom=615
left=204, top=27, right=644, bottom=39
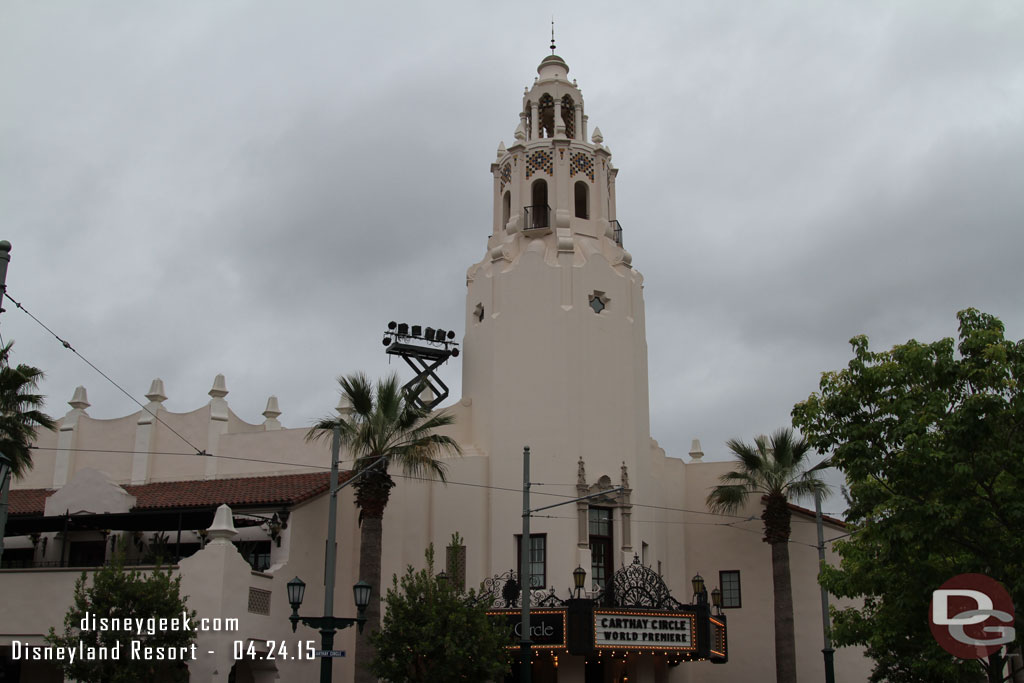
left=0, top=342, right=56, bottom=478
left=307, top=373, right=461, bottom=683
left=706, top=427, right=828, bottom=683
left=0, top=342, right=57, bottom=563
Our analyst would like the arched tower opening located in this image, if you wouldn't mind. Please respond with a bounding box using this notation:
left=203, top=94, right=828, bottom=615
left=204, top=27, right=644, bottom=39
left=538, top=94, right=555, bottom=138
left=574, top=181, right=589, bottom=219
left=561, top=95, right=576, bottom=139
left=530, top=179, right=549, bottom=228
left=502, top=191, right=511, bottom=229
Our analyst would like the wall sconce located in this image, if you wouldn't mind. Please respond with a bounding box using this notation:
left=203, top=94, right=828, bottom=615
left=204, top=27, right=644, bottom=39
left=691, top=573, right=707, bottom=606
left=711, top=586, right=722, bottom=615
left=266, top=517, right=283, bottom=547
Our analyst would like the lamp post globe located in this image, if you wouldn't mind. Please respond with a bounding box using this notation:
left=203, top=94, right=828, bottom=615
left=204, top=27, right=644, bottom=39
left=352, top=580, right=371, bottom=612
left=573, top=566, right=587, bottom=597
left=287, top=576, right=306, bottom=611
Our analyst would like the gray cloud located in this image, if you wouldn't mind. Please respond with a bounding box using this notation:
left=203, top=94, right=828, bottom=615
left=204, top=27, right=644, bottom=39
left=3, top=2, right=1022, bottom=517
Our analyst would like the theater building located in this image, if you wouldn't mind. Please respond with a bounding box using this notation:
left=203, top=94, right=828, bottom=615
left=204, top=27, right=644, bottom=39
left=0, top=51, right=870, bottom=682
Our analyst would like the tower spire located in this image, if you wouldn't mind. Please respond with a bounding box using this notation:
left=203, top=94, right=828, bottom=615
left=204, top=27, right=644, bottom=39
left=550, top=18, right=556, bottom=54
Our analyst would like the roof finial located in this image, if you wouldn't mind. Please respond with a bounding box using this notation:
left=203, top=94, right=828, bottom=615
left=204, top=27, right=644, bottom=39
left=550, top=17, right=556, bottom=55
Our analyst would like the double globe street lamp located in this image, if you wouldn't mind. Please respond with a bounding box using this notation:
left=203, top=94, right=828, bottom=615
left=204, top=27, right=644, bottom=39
left=287, top=576, right=371, bottom=683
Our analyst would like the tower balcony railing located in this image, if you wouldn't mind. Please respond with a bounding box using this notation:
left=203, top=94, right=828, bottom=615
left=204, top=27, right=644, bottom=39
left=611, top=219, right=624, bottom=247
left=523, top=204, right=551, bottom=232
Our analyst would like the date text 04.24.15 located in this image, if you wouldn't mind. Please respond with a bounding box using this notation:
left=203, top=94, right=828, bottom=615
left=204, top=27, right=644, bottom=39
left=233, top=640, right=317, bottom=660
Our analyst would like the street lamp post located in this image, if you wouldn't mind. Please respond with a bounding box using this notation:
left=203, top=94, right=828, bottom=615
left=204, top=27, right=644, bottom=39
left=285, top=424, right=379, bottom=683
left=0, top=242, right=12, bottom=565
left=518, top=446, right=624, bottom=683
left=288, top=576, right=371, bottom=683
left=815, top=489, right=836, bottom=683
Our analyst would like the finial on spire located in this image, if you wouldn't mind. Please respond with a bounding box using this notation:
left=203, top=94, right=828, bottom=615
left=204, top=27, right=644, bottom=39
left=550, top=18, right=556, bottom=54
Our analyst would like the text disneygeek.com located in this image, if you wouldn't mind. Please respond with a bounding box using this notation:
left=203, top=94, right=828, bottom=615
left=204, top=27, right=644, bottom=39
left=3, top=611, right=323, bottom=664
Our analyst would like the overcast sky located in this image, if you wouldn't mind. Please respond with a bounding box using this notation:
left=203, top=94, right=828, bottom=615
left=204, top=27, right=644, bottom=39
left=3, top=2, right=1022, bottom=515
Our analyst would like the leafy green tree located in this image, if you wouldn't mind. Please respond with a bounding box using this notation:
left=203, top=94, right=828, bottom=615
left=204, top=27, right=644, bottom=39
left=0, top=341, right=56, bottom=477
left=46, top=539, right=197, bottom=683
left=792, top=309, right=1024, bottom=683
left=370, top=545, right=508, bottom=682
left=706, top=427, right=829, bottom=683
left=307, top=373, right=461, bottom=683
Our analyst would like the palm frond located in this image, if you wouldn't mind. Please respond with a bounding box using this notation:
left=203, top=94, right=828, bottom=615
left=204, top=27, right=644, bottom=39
left=711, top=427, right=829, bottom=514
left=308, top=371, right=461, bottom=490
left=0, top=343, right=57, bottom=478
left=706, top=484, right=748, bottom=515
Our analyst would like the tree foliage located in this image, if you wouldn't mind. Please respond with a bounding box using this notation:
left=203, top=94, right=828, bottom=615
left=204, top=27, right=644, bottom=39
left=706, top=428, right=829, bottom=683
left=792, top=309, right=1024, bottom=683
left=0, top=341, right=56, bottom=478
left=370, top=546, right=508, bottom=683
left=46, top=539, right=197, bottom=683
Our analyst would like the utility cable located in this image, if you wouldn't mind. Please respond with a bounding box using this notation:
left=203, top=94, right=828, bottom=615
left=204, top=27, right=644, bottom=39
left=6, top=291, right=206, bottom=456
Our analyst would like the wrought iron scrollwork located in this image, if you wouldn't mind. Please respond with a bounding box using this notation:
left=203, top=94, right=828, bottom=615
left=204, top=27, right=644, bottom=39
left=475, top=570, right=569, bottom=608
left=597, top=554, right=686, bottom=610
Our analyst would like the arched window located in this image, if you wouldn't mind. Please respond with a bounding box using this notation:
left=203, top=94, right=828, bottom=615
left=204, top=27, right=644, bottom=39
left=502, top=191, right=511, bottom=229
left=561, top=95, right=576, bottom=139
left=574, top=181, right=589, bottom=219
left=530, top=179, right=549, bottom=228
left=538, top=94, right=555, bottom=138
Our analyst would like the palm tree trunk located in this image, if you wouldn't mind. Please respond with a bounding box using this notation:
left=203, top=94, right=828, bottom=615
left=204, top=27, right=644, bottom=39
left=354, top=512, right=384, bottom=683
left=771, top=539, right=798, bottom=683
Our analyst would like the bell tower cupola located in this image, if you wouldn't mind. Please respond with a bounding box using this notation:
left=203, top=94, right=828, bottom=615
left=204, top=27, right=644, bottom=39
left=489, top=51, right=623, bottom=252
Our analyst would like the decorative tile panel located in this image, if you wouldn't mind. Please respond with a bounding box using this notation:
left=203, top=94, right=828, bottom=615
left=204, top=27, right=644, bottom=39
left=500, top=163, right=512, bottom=193
left=570, top=152, right=595, bottom=182
left=526, top=150, right=553, bottom=179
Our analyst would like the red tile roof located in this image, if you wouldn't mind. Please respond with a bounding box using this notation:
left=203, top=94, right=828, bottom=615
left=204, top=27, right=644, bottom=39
left=757, top=495, right=847, bottom=528
left=8, top=471, right=342, bottom=516
left=8, top=488, right=50, bottom=516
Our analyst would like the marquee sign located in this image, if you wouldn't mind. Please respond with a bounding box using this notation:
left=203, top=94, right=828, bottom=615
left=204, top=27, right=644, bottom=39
left=710, top=616, right=728, bottom=662
left=487, top=608, right=567, bottom=650
left=593, top=609, right=697, bottom=652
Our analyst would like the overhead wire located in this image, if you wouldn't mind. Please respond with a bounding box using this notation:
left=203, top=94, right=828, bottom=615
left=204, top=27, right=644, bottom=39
left=6, top=290, right=208, bottom=457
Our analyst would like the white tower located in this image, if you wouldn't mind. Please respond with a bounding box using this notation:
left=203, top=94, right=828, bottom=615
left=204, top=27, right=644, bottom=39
left=462, top=52, right=654, bottom=574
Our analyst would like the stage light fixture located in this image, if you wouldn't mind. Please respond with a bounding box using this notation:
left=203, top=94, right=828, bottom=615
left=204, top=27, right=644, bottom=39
left=411, top=325, right=422, bottom=337
left=397, top=323, right=409, bottom=335
left=388, top=321, right=397, bottom=330
left=425, top=327, right=436, bottom=341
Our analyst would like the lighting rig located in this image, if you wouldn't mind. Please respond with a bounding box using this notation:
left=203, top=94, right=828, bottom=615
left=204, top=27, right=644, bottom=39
left=381, top=321, right=460, bottom=410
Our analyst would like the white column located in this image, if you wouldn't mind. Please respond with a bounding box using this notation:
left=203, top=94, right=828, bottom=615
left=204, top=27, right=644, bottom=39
left=205, top=375, right=230, bottom=479
left=54, top=386, right=89, bottom=488
left=131, top=379, right=167, bottom=484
